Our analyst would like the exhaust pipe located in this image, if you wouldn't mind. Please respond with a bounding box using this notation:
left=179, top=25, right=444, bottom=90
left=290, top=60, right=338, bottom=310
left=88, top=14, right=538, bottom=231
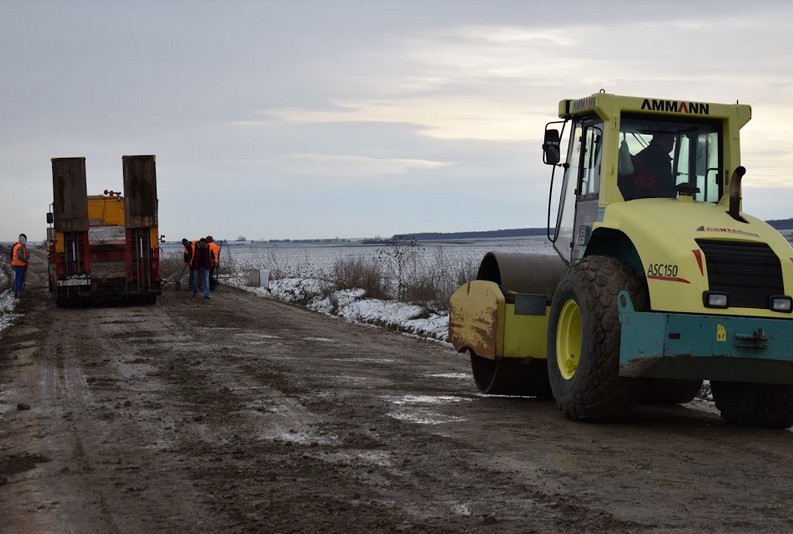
left=728, top=166, right=746, bottom=220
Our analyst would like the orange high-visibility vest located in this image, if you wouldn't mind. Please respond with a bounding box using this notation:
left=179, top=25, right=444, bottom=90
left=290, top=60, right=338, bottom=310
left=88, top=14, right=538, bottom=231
left=11, top=242, right=28, bottom=267
left=183, top=241, right=196, bottom=263
left=208, top=242, right=220, bottom=266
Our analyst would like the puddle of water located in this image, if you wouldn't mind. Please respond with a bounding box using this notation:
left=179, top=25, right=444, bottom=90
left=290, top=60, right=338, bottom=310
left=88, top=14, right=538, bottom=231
left=235, top=333, right=280, bottom=340
left=331, top=357, right=394, bottom=363
left=316, top=449, right=393, bottom=468
left=387, top=409, right=467, bottom=425
left=384, top=394, right=472, bottom=406
left=428, top=373, right=471, bottom=380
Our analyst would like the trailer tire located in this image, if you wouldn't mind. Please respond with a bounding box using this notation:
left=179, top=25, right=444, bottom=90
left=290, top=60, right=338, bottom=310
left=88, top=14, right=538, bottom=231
left=547, top=256, right=644, bottom=421
left=711, top=381, right=793, bottom=429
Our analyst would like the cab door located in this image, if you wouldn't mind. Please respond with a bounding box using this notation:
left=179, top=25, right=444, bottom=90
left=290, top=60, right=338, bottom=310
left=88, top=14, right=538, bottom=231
left=553, top=118, right=603, bottom=263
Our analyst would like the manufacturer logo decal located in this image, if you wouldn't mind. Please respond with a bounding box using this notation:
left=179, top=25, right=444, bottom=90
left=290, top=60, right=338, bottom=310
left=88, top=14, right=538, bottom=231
left=570, top=96, right=596, bottom=113
left=696, top=225, right=760, bottom=237
left=641, top=99, right=710, bottom=115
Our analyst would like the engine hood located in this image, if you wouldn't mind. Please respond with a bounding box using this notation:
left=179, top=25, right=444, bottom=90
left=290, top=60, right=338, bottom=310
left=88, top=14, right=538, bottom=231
left=596, top=198, right=793, bottom=315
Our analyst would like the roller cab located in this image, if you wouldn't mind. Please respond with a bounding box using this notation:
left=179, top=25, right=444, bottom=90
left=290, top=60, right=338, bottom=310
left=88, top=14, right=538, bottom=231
left=450, top=91, right=793, bottom=428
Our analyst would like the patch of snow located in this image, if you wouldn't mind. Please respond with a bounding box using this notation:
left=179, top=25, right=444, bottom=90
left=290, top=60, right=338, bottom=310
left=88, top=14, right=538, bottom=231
left=384, top=394, right=473, bottom=406
left=331, top=357, right=395, bottom=363
left=230, top=277, right=451, bottom=342
left=387, top=408, right=467, bottom=425
left=316, top=449, right=394, bottom=468
left=429, top=373, right=472, bottom=380
left=234, top=332, right=280, bottom=340
left=384, top=394, right=472, bottom=424
left=0, top=290, right=18, bottom=334
left=268, top=277, right=333, bottom=304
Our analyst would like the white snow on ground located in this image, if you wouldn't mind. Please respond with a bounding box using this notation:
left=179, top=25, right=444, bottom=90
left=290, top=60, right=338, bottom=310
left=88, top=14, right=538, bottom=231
left=0, top=290, right=17, bottom=332
left=0, top=265, right=18, bottom=333
left=0, top=268, right=449, bottom=342
left=232, top=277, right=450, bottom=342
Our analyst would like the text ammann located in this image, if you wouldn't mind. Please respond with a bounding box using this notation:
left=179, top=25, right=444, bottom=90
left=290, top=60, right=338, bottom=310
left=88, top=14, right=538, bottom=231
left=641, top=99, right=710, bottom=115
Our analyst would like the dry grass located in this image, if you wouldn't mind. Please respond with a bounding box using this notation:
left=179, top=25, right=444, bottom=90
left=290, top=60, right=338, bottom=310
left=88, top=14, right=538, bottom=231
left=159, top=250, right=185, bottom=283
left=401, top=251, right=478, bottom=311
left=168, top=242, right=480, bottom=311
left=330, top=256, right=388, bottom=300
left=330, top=247, right=478, bottom=311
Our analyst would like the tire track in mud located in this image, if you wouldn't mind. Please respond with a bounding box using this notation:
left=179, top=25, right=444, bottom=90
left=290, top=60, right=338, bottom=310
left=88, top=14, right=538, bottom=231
left=142, top=290, right=643, bottom=533
left=147, top=293, right=428, bottom=532
left=5, top=254, right=793, bottom=533
left=0, top=285, right=225, bottom=533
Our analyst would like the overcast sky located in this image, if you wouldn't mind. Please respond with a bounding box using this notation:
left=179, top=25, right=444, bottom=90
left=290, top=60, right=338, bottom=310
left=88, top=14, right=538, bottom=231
left=2, top=0, right=792, bottom=243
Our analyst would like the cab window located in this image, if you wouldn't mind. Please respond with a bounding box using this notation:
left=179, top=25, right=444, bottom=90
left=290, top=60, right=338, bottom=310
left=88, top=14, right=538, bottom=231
left=618, top=115, right=722, bottom=202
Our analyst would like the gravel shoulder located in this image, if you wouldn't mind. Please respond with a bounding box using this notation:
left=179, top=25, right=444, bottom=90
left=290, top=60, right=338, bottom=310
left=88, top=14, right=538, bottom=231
left=2, top=251, right=793, bottom=533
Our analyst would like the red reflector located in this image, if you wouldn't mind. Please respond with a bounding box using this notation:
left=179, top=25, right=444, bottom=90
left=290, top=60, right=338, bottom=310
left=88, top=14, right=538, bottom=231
left=668, top=333, right=681, bottom=340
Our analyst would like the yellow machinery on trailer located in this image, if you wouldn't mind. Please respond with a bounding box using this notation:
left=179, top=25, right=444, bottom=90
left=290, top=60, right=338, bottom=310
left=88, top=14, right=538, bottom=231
left=47, top=156, right=162, bottom=306
left=449, top=91, right=793, bottom=428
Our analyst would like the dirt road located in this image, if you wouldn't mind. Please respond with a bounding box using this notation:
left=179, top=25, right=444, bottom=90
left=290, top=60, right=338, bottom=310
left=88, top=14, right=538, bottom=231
left=2, top=252, right=793, bottom=533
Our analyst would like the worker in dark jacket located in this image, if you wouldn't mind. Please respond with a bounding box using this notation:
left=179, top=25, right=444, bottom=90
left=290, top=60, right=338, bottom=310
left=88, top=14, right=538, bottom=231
left=182, top=238, right=195, bottom=290
left=190, top=238, right=214, bottom=299
left=11, top=233, right=29, bottom=299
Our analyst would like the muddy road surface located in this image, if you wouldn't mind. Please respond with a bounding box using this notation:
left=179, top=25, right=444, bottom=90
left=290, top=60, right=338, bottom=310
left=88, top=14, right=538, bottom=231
left=2, top=252, right=793, bottom=533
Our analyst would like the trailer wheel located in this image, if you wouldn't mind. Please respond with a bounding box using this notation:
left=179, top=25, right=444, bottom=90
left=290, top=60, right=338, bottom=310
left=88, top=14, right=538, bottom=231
left=711, top=381, right=793, bottom=429
left=470, top=352, right=552, bottom=398
left=642, top=379, right=703, bottom=405
left=547, top=256, right=643, bottom=421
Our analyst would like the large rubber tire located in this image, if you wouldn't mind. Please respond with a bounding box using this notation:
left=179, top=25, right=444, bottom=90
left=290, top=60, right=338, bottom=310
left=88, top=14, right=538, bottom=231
left=711, top=381, right=793, bottom=429
left=547, top=256, right=644, bottom=422
left=642, top=379, right=703, bottom=405
left=470, top=353, right=552, bottom=398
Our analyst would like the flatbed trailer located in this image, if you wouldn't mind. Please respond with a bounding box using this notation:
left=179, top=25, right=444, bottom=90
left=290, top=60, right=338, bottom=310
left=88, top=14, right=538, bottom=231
left=47, top=155, right=161, bottom=306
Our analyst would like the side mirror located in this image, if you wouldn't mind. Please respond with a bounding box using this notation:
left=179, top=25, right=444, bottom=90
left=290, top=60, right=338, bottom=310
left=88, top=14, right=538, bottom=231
left=543, top=129, right=561, bottom=165
left=46, top=212, right=53, bottom=224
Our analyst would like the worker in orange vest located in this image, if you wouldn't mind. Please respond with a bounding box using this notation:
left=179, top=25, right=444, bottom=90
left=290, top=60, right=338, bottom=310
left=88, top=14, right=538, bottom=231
left=206, top=236, right=220, bottom=290
left=11, top=233, right=29, bottom=299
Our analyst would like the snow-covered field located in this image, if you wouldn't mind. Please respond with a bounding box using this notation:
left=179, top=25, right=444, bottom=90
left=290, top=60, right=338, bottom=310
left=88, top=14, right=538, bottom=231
left=205, top=237, right=554, bottom=341
left=165, top=236, right=555, bottom=280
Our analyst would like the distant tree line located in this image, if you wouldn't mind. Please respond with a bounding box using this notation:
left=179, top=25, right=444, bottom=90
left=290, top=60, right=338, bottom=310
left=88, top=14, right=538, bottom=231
left=766, top=218, right=793, bottom=230
left=380, top=228, right=546, bottom=243
left=162, top=218, right=793, bottom=247
left=387, top=218, right=793, bottom=243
